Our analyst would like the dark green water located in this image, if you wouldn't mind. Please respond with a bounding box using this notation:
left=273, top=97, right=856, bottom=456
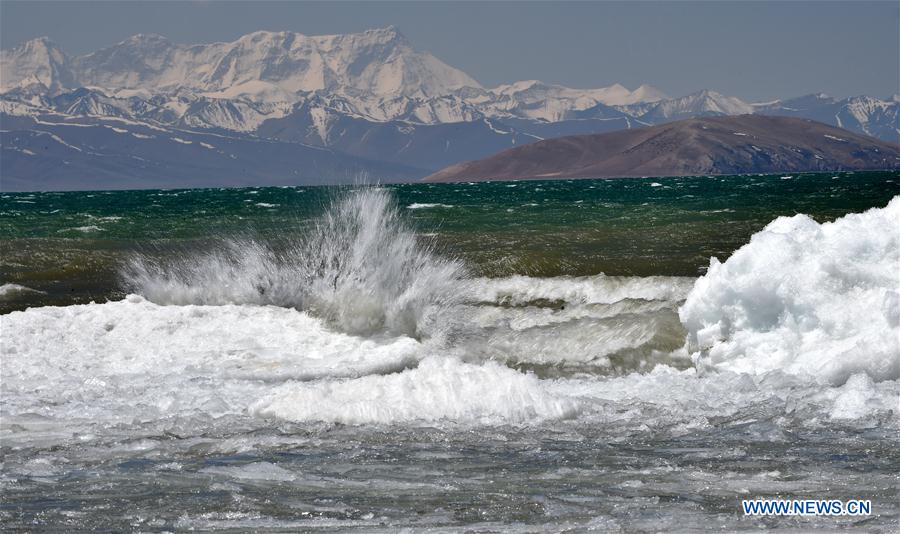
left=2, top=171, right=898, bottom=313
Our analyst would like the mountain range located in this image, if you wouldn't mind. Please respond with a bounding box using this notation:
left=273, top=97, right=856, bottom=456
left=1, top=27, right=898, bottom=190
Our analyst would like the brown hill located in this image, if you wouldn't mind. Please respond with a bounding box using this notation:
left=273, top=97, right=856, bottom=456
left=423, top=115, right=900, bottom=182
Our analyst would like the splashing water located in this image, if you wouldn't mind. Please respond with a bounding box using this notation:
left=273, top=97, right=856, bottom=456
left=123, top=187, right=466, bottom=337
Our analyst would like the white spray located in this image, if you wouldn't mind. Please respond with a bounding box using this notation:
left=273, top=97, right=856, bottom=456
left=123, top=187, right=466, bottom=338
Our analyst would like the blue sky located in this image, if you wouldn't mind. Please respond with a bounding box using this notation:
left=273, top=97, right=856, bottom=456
left=2, top=1, right=897, bottom=101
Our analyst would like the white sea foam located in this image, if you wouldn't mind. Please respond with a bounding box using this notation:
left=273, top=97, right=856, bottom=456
left=252, top=357, right=580, bottom=425
left=680, top=197, right=900, bottom=384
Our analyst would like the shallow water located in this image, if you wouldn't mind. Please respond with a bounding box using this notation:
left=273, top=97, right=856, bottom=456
left=2, top=173, right=899, bottom=531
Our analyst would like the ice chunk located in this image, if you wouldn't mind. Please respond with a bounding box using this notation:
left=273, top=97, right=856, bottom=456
left=680, top=197, right=900, bottom=384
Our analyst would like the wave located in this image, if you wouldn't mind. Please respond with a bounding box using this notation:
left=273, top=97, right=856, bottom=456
left=469, top=274, right=694, bottom=307
left=406, top=203, right=453, bottom=209
left=122, top=187, right=693, bottom=341
left=680, top=196, right=900, bottom=384
left=252, top=357, right=580, bottom=425
left=0, top=283, right=42, bottom=300
left=2, top=295, right=895, bottom=431
left=123, top=187, right=465, bottom=338
left=5, top=189, right=897, bottom=431
left=458, top=307, right=687, bottom=373
left=1, top=296, right=428, bottom=428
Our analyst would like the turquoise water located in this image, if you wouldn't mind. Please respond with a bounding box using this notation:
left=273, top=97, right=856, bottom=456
left=2, top=171, right=898, bottom=313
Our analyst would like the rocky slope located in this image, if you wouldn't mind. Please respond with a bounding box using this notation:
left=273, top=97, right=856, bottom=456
left=424, top=116, right=900, bottom=182
left=0, top=101, right=423, bottom=191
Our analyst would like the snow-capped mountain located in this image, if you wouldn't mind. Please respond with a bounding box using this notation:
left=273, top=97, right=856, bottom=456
left=629, top=90, right=755, bottom=123
left=0, top=28, right=670, bottom=124
left=71, top=27, right=480, bottom=100
left=3, top=27, right=481, bottom=101
left=836, top=96, right=900, bottom=140
left=754, top=93, right=899, bottom=141
left=2, top=27, right=897, bottom=190
left=472, top=80, right=668, bottom=122
left=0, top=37, right=76, bottom=95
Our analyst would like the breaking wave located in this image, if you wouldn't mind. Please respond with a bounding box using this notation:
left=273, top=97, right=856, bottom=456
left=124, top=187, right=466, bottom=337
left=252, top=357, right=580, bottom=425
left=0, top=283, right=42, bottom=300
left=469, top=274, right=694, bottom=306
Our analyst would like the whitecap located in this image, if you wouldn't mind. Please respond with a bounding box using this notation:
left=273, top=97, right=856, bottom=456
left=0, top=283, right=42, bottom=300
left=406, top=203, right=453, bottom=209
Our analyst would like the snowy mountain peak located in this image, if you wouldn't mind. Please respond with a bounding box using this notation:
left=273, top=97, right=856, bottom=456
left=687, top=90, right=753, bottom=113
left=123, top=33, right=171, bottom=44
left=488, top=80, right=666, bottom=112
left=2, top=29, right=668, bottom=121
left=0, top=36, right=74, bottom=93
left=634, top=89, right=754, bottom=122
left=363, top=25, right=406, bottom=41
left=630, top=84, right=668, bottom=103
left=24, top=27, right=480, bottom=99
left=693, top=89, right=727, bottom=100
left=20, top=36, right=58, bottom=49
